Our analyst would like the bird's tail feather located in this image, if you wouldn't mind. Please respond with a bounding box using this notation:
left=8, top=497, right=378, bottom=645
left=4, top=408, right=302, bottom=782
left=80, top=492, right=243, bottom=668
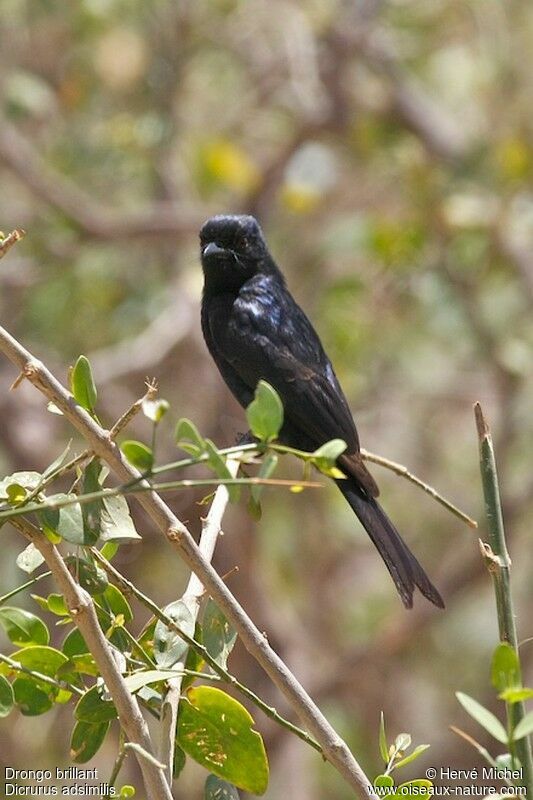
left=336, top=480, right=444, bottom=609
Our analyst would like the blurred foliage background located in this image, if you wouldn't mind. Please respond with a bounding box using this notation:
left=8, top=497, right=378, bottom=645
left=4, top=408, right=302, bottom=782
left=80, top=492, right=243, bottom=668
left=0, top=0, right=532, bottom=797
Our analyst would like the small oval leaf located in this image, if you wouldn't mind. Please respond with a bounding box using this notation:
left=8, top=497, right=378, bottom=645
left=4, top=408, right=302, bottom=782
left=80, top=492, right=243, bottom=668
left=121, top=441, right=154, bottom=472
left=0, top=607, right=49, bottom=647
left=70, top=720, right=110, bottom=763
left=456, top=692, right=507, bottom=744
left=71, top=355, right=97, bottom=414
left=154, top=600, right=195, bottom=668
left=491, top=643, right=521, bottom=692
left=246, top=381, right=283, bottom=443
left=75, top=685, right=118, bottom=723
left=0, top=674, right=15, bottom=717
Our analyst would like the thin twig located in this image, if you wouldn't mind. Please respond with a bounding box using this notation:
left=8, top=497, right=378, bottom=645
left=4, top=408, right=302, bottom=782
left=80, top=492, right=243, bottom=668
left=0, top=570, right=52, bottom=605
left=0, top=651, right=83, bottom=696
left=109, top=381, right=158, bottom=440
left=0, top=228, right=25, bottom=261
left=361, top=448, right=478, bottom=529
left=0, top=475, right=321, bottom=521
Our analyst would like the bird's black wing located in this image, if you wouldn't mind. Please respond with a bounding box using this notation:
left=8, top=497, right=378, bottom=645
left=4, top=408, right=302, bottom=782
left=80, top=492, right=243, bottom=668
left=204, top=274, right=360, bottom=452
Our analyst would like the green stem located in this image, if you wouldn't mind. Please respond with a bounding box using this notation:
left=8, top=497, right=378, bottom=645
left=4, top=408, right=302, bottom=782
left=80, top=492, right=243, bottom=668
left=0, top=652, right=83, bottom=696
left=0, top=570, right=52, bottom=605
left=0, top=475, right=319, bottom=522
left=475, top=402, right=533, bottom=793
left=106, top=730, right=126, bottom=796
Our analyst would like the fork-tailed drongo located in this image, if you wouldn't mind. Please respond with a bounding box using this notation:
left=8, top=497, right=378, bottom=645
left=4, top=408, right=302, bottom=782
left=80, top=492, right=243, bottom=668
left=200, top=214, right=443, bottom=609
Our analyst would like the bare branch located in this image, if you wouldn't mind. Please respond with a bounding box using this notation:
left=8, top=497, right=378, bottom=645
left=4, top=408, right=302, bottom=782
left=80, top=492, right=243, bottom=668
left=0, top=228, right=26, bottom=261
left=360, top=449, right=478, bottom=529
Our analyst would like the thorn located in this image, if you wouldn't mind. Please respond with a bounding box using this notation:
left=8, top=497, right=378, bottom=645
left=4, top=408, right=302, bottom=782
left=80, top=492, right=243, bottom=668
left=10, top=372, right=25, bottom=390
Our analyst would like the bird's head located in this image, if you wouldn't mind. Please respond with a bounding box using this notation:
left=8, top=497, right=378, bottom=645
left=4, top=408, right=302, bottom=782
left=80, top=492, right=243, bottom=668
left=200, top=214, right=276, bottom=293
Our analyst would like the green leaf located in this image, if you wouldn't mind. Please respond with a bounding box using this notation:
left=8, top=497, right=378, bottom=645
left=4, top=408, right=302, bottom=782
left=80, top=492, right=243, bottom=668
left=205, top=440, right=239, bottom=503
left=100, top=542, right=119, bottom=560
left=177, top=686, right=269, bottom=795
left=393, top=744, right=431, bottom=770
left=251, top=453, right=278, bottom=503
left=0, top=471, right=42, bottom=500
left=64, top=556, right=109, bottom=596
left=312, top=439, right=348, bottom=478
left=46, top=593, right=69, bottom=616
left=98, top=584, right=132, bottom=623
left=5, top=646, right=69, bottom=713
left=246, top=381, right=283, bottom=443
left=70, top=720, right=110, bottom=763
left=499, top=687, right=533, bottom=703
left=41, top=494, right=94, bottom=546
left=456, top=692, right=507, bottom=743
left=491, top=643, right=521, bottom=692
left=16, top=543, right=45, bottom=574
left=100, top=496, right=142, bottom=543
left=154, top=600, right=195, bottom=668
left=142, top=398, right=170, bottom=423
left=0, top=607, right=50, bottom=647
left=203, top=599, right=237, bottom=669
left=313, top=439, right=347, bottom=462
left=379, top=711, right=389, bottom=763
left=0, top=674, right=15, bottom=717
left=173, top=745, right=186, bottom=780
left=6, top=483, right=27, bottom=505
left=513, top=711, right=533, bottom=741
left=137, top=617, right=157, bottom=658
left=71, top=355, right=97, bottom=414
left=81, top=458, right=103, bottom=543
left=75, top=684, right=118, bottom=723
left=42, top=442, right=72, bottom=480
left=394, top=733, right=412, bottom=753
left=121, top=441, right=153, bottom=472
left=204, top=775, right=240, bottom=799
left=374, top=775, right=394, bottom=788
left=119, top=787, right=136, bottom=798
left=124, top=669, right=181, bottom=693
left=175, top=418, right=206, bottom=454
left=13, top=677, right=52, bottom=716
left=247, top=495, right=262, bottom=521
left=6, top=645, right=68, bottom=678
left=59, top=654, right=98, bottom=678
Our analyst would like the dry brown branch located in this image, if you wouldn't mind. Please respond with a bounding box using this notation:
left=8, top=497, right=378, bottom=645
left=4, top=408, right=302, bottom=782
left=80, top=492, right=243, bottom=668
left=0, top=228, right=26, bottom=260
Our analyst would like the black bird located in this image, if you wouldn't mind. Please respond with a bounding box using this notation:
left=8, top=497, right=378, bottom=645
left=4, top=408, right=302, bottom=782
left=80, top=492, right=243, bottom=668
left=200, top=214, right=444, bottom=609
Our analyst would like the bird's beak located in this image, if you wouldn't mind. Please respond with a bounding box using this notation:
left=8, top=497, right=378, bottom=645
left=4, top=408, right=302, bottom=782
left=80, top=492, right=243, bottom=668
left=202, top=242, right=227, bottom=259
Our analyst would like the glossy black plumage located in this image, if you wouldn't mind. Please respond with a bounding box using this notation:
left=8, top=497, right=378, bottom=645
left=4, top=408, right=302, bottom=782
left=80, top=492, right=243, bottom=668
left=200, top=214, right=443, bottom=609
